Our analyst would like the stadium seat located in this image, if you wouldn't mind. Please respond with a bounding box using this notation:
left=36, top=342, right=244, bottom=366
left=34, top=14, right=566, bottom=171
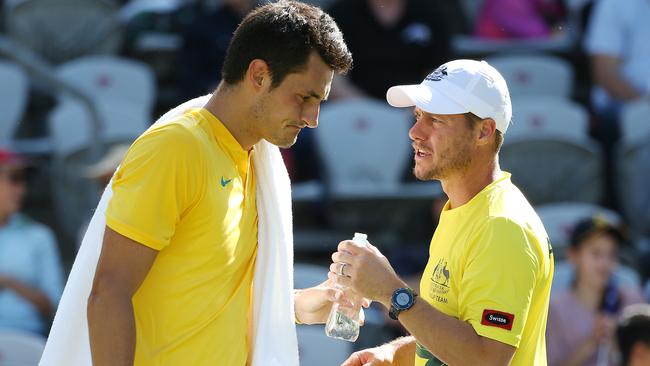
left=500, top=97, right=603, bottom=205
left=313, top=99, right=441, bottom=243
left=536, top=201, right=622, bottom=257
left=0, top=330, right=46, bottom=366
left=5, top=0, right=123, bottom=65
left=55, top=55, right=156, bottom=115
left=47, top=100, right=148, bottom=239
left=487, top=54, right=573, bottom=98
left=0, top=60, right=29, bottom=146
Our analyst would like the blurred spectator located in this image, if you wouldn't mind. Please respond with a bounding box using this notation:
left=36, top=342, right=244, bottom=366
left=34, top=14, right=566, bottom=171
left=474, top=0, right=566, bottom=39
left=584, top=0, right=650, bottom=210
left=616, top=304, right=650, bottom=366
left=547, top=216, right=645, bottom=366
left=0, top=149, right=64, bottom=336
left=175, top=0, right=257, bottom=100
left=327, top=0, right=457, bottom=100
left=629, top=139, right=650, bottom=239
left=585, top=0, right=650, bottom=121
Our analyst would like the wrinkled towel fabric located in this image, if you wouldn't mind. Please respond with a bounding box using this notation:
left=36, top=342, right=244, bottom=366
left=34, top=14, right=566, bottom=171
left=40, top=95, right=298, bottom=366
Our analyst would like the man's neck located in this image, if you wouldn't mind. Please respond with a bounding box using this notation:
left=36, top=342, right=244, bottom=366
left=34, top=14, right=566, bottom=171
left=441, top=157, right=501, bottom=210
left=203, top=84, right=259, bottom=151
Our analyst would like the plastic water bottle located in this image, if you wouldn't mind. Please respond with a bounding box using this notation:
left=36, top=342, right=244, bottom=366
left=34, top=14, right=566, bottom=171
left=325, top=232, right=368, bottom=342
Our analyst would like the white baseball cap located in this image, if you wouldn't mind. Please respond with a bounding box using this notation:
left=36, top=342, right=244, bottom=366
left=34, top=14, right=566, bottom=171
left=386, top=59, right=512, bottom=133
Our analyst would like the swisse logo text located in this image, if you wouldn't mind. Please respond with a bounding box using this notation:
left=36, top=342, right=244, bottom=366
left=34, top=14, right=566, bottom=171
left=481, top=309, right=515, bottom=331
left=487, top=314, right=508, bottom=325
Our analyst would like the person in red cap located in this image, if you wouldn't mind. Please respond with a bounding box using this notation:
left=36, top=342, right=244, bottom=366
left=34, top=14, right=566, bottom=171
left=0, top=149, right=64, bottom=335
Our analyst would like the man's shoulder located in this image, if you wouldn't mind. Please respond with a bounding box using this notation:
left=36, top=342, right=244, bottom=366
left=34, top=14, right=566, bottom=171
left=136, top=110, right=205, bottom=151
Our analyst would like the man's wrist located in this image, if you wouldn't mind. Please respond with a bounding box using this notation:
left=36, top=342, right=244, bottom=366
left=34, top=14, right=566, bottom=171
left=388, top=336, right=416, bottom=366
left=380, top=279, right=409, bottom=307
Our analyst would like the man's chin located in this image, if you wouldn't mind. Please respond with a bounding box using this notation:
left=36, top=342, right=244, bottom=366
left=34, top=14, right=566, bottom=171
left=270, top=134, right=299, bottom=148
left=413, top=166, right=437, bottom=181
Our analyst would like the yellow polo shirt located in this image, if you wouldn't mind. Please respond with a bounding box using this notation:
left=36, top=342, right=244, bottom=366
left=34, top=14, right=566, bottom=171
left=415, top=172, right=553, bottom=366
left=106, top=108, right=257, bottom=365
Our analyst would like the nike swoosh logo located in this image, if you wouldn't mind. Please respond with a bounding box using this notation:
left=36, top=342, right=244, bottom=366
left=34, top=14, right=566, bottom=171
left=220, top=177, right=233, bottom=187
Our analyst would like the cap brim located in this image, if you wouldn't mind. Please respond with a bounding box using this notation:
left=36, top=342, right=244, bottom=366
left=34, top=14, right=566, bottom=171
left=386, top=84, right=469, bottom=115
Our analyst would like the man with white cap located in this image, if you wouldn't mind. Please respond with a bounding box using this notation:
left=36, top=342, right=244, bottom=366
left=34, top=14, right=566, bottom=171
left=331, top=59, right=554, bottom=365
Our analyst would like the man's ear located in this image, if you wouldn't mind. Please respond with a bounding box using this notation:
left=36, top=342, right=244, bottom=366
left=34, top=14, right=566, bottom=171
left=477, top=118, right=497, bottom=146
left=246, top=59, right=271, bottom=91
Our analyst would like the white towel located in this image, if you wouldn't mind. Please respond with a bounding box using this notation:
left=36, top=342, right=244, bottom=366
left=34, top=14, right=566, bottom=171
left=40, top=95, right=299, bottom=366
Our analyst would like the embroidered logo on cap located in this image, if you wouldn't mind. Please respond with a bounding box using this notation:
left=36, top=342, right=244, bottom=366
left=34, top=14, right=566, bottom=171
left=481, top=309, right=515, bottom=330
left=425, top=66, right=448, bottom=82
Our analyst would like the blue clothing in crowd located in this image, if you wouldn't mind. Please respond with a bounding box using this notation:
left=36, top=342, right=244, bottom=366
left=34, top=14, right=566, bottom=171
left=0, top=214, right=64, bottom=335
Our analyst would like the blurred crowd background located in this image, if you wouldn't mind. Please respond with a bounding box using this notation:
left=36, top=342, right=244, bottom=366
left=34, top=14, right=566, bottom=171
left=0, top=0, right=649, bottom=365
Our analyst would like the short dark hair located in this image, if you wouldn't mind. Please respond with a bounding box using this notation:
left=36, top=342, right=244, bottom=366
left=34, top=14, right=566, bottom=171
left=221, top=1, right=352, bottom=88
left=463, top=112, right=503, bottom=152
left=616, top=304, right=650, bottom=366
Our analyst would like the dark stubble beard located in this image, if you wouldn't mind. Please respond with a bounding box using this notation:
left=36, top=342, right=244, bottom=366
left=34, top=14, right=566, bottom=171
left=250, top=94, right=299, bottom=148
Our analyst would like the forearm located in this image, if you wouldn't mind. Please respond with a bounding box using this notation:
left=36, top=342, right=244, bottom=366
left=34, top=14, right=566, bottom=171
left=394, top=299, right=511, bottom=365
left=388, top=336, right=416, bottom=366
left=0, top=277, right=53, bottom=317
left=87, top=290, right=137, bottom=366
left=593, top=55, right=644, bottom=101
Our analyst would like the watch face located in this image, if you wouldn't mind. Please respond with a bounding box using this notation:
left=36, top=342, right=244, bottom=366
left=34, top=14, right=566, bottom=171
left=396, top=292, right=411, bottom=306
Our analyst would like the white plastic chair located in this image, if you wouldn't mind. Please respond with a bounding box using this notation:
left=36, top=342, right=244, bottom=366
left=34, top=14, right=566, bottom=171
left=5, top=0, right=122, bottom=65
left=536, top=201, right=622, bottom=254
left=118, top=0, right=185, bottom=22
left=48, top=100, right=148, bottom=158
left=315, top=99, right=429, bottom=198
left=0, top=61, right=29, bottom=146
left=500, top=97, right=603, bottom=205
left=47, top=99, right=147, bottom=238
left=0, top=330, right=46, bottom=366
left=313, top=98, right=440, bottom=245
left=507, top=96, right=590, bottom=142
left=56, top=55, right=156, bottom=114
left=315, top=97, right=442, bottom=218
left=487, top=54, right=573, bottom=98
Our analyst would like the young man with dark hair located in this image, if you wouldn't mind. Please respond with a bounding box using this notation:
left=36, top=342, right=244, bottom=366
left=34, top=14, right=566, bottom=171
left=617, top=304, right=650, bottom=366
left=41, top=2, right=353, bottom=366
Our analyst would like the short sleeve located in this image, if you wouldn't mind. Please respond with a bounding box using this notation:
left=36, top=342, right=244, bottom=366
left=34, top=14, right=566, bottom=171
left=584, top=0, right=627, bottom=56
left=458, top=217, right=541, bottom=347
left=106, top=123, right=204, bottom=250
